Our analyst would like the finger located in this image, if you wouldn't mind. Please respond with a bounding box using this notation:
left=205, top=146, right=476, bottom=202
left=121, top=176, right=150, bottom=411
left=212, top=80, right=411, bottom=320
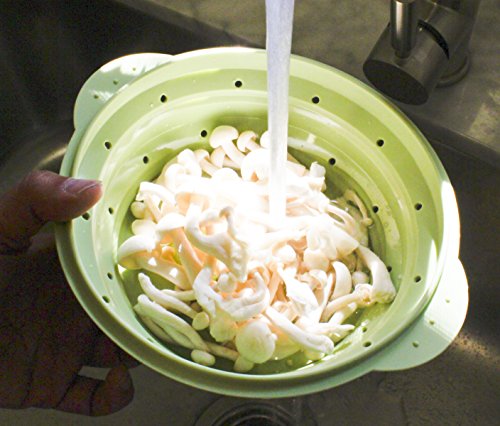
left=56, top=365, right=134, bottom=416
left=0, top=170, right=102, bottom=254
left=88, top=333, right=140, bottom=369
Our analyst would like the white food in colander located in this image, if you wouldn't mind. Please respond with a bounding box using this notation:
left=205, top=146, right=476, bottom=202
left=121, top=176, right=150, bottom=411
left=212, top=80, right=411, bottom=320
left=117, top=125, right=397, bottom=372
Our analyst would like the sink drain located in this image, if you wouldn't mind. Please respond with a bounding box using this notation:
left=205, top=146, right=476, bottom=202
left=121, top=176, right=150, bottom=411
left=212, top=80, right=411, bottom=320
left=195, top=398, right=315, bottom=426
left=211, top=403, right=295, bottom=426
left=205, top=403, right=292, bottom=426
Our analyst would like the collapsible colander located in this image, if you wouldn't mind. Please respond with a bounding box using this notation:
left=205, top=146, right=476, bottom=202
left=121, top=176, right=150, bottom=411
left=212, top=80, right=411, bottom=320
left=55, top=47, right=468, bottom=397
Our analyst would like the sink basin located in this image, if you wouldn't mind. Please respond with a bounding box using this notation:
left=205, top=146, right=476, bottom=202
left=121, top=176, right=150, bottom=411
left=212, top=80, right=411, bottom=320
left=0, top=1, right=498, bottom=424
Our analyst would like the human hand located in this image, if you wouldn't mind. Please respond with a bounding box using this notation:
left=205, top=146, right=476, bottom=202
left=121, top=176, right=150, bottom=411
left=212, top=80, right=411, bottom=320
left=0, top=171, right=136, bottom=416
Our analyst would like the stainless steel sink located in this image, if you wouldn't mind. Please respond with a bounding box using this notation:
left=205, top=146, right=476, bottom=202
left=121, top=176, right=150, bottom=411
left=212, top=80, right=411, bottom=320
left=1, top=1, right=498, bottom=425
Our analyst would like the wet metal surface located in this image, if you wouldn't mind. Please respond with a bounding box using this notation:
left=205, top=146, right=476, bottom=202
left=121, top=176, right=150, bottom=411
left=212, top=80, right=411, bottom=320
left=0, top=1, right=498, bottom=425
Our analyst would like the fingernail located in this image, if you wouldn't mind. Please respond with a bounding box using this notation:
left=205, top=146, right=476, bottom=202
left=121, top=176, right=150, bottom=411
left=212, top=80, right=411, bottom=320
left=62, top=178, right=102, bottom=195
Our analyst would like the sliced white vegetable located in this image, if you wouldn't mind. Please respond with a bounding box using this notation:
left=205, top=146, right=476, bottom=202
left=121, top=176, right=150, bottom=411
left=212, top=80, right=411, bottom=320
left=217, top=272, right=237, bottom=293
left=307, top=270, right=334, bottom=323
left=309, top=162, right=326, bottom=178
left=159, top=163, right=188, bottom=193
left=328, top=302, right=358, bottom=325
left=194, top=149, right=218, bottom=176
left=271, top=333, right=301, bottom=360
left=299, top=321, right=355, bottom=342
left=322, top=283, right=373, bottom=321
left=205, top=342, right=239, bottom=361
left=278, top=266, right=319, bottom=317
left=233, top=356, right=255, bottom=373
left=117, top=235, right=156, bottom=269
left=136, top=256, right=190, bottom=290
left=331, top=261, right=353, bottom=299
left=357, top=246, right=396, bottom=303
left=240, top=149, right=269, bottom=182
left=185, top=207, right=249, bottom=281
left=131, top=219, right=158, bottom=239
left=118, top=125, right=397, bottom=371
left=209, top=307, right=238, bottom=342
left=136, top=181, right=175, bottom=207
left=160, top=323, right=196, bottom=349
left=177, top=149, right=202, bottom=177
left=218, top=272, right=270, bottom=321
left=259, top=130, right=270, bottom=149
left=210, top=146, right=226, bottom=168
left=131, top=201, right=146, bottom=219
left=191, top=349, right=216, bottom=366
left=344, top=189, right=373, bottom=227
left=160, top=226, right=202, bottom=285
left=327, top=202, right=366, bottom=244
left=237, top=130, right=260, bottom=152
left=136, top=295, right=207, bottom=351
left=235, top=320, right=276, bottom=364
left=161, top=289, right=196, bottom=302
left=352, top=270, right=369, bottom=285
left=192, top=311, right=210, bottom=330
left=274, top=244, right=296, bottom=264
left=265, top=307, right=334, bottom=354
left=303, top=350, right=325, bottom=361
left=192, top=266, right=222, bottom=317
left=141, top=316, right=175, bottom=344
left=138, top=273, right=196, bottom=318
left=306, top=214, right=359, bottom=260
left=209, top=125, right=244, bottom=166
left=303, top=248, right=330, bottom=271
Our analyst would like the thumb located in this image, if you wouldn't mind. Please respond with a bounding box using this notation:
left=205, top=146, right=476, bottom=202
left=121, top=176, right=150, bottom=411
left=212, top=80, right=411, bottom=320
left=0, top=170, right=102, bottom=254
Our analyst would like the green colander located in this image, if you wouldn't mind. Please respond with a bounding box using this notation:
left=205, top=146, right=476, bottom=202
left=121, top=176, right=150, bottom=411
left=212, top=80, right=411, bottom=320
left=55, top=47, right=468, bottom=397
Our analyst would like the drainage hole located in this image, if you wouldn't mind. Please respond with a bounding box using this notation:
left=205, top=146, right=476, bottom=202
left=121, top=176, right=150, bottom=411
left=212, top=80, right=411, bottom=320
left=429, top=319, right=436, bottom=325
left=376, top=139, right=385, bottom=147
left=93, top=94, right=99, bottom=99
left=363, top=341, right=372, bottom=348
left=107, top=272, right=113, bottom=280
left=387, top=265, right=392, bottom=272
left=108, top=207, right=114, bottom=215
left=234, top=80, right=243, bottom=88
left=104, top=141, right=112, bottom=150
left=372, top=205, right=379, bottom=213
left=82, top=212, right=91, bottom=220
left=200, top=129, right=208, bottom=138
left=415, top=202, right=423, bottom=211
left=412, top=341, right=420, bottom=348
left=113, top=79, right=119, bottom=85
left=160, top=94, right=168, bottom=103
left=102, top=296, right=110, bottom=304
left=414, top=275, right=422, bottom=283
left=328, top=157, right=336, bottom=166
left=361, top=326, right=368, bottom=333
left=143, top=156, right=149, bottom=164
left=312, top=96, right=320, bottom=104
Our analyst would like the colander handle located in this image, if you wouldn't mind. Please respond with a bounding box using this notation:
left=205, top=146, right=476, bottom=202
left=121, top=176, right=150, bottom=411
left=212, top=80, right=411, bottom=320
left=372, top=257, right=468, bottom=371
left=73, top=53, right=173, bottom=131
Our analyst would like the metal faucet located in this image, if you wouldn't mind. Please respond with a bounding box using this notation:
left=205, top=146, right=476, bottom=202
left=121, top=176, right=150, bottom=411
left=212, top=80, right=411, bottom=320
left=363, top=0, right=481, bottom=105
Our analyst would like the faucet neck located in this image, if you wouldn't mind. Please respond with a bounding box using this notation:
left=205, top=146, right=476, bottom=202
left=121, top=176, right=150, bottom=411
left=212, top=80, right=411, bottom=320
left=363, top=0, right=481, bottom=104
